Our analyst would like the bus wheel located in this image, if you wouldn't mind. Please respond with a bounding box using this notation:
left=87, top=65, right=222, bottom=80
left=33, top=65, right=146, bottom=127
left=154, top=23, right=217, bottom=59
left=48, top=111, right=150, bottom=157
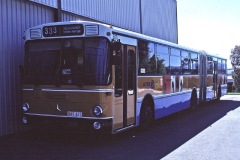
left=217, top=84, right=222, bottom=100
left=140, top=101, right=154, bottom=130
left=190, top=88, right=197, bottom=110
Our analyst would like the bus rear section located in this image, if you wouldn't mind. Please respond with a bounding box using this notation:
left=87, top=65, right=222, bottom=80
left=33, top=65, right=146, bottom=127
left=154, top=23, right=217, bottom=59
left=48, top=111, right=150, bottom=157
left=205, top=56, right=227, bottom=101
left=135, top=43, right=227, bottom=123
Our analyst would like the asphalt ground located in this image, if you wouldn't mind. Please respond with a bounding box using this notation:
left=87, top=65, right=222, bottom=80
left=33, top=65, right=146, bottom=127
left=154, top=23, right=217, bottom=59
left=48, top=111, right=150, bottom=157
left=0, top=94, right=240, bottom=160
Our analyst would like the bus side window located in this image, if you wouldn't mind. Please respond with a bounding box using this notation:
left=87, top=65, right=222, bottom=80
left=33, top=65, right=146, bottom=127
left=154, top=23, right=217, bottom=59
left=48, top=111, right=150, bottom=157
left=138, top=40, right=155, bottom=74
left=191, top=52, right=198, bottom=74
left=181, top=51, right=190, bottom=74
left=128, top=49, right=135, bottom=91
left=114, top=45, right=123, bottom=97
left=222, top=59, right=226, bottom=74
left=156, top=44, right=169, bottom=74
left=207, top=56, right=213, bottom=74
left=170, top=48, right=181, bottom=74
left=115, top=65, right=122, bottom=97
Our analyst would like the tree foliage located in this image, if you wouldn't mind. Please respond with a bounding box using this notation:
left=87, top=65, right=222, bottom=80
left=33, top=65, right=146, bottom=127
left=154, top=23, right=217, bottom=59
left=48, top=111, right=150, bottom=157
left=230, top=45, right=240, bottom=92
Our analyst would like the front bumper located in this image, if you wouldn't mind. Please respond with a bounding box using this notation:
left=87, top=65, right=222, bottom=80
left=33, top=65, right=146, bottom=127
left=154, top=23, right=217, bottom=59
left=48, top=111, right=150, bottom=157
left=22, top=114, right=112, bottom=132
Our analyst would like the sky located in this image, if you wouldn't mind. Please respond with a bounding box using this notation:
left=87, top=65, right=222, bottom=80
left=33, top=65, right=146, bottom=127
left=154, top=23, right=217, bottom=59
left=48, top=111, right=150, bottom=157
left=177, top=0, right=240, bottom=68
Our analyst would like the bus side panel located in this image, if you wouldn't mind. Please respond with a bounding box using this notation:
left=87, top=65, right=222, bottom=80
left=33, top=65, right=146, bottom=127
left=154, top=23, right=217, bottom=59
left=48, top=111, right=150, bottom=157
left=154, top=92, right=191, bottom=119
left=221, top=84, right=227, bottom=96
left=206, top=75, right=214, bottom=101
left=136, top=75, right=200, bottom=124
left=136, top=91, right=192, bottom=126
left=136, top=100, right=142, bottom=126
left=220, top=75, right=227, bottom=96
left=206, top=74, right=227, bottom=101
left=206, top=87, right=213, bottom=101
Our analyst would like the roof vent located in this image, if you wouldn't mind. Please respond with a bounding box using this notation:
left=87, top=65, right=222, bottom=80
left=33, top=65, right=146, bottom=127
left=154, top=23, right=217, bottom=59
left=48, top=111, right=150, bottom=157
left=85, top=25, right=99, bottom=36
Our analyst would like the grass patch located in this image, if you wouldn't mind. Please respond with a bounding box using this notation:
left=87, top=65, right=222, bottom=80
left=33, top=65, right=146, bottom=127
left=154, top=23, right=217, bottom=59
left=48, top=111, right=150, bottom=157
left=227, top=92, right=240, bottom=95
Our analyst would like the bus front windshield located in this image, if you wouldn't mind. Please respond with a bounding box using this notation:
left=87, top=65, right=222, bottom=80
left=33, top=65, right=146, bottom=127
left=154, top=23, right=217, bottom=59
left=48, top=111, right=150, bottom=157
left=24, top=37, right=111, bottom=86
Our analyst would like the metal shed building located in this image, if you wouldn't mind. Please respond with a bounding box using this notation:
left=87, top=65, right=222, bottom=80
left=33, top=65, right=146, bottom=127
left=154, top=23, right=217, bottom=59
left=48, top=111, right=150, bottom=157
left=0, top=0, right=178, bottom=136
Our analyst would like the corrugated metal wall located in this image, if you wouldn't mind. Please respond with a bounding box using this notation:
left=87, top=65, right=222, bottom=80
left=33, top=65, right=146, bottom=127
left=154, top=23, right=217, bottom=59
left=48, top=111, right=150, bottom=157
left=0, top=0, right=177, bottom=136
left=61, top=0, right=141, bottom=33
left=62, top=0, right=177, bottom=42
left=29, top=0, right=57, bottom=8
left=141, top=0, right=178, bottom=43
left=61, top=11, right=95, bottom=22
left=0, top=0, right=54, bottom=136
left=29, top=0, right=178, bottom=43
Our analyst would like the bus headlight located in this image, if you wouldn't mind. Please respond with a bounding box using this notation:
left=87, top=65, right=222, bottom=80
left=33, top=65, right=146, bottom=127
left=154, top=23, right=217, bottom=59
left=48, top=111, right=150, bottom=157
left=22, top=103, right=30, bottom=112
left=92, top=105, right=103, bottom=117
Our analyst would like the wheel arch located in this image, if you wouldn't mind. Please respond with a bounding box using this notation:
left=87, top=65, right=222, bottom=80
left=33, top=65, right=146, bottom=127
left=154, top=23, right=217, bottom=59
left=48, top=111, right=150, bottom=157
left=217, top=84, right=222, bottom=100
left=140, top=94, right=155, bottom=118
left=190, top=87, right=198, bottom=109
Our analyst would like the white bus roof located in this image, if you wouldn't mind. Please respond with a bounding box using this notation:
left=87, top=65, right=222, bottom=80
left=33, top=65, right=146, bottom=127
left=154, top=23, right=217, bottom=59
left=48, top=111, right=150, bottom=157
left=25, top=20, right=226, bottom=60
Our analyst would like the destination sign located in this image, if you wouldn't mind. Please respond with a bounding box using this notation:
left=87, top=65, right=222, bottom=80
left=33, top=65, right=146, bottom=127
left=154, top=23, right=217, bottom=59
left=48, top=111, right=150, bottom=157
left=43, top=24, right=84, bottom=37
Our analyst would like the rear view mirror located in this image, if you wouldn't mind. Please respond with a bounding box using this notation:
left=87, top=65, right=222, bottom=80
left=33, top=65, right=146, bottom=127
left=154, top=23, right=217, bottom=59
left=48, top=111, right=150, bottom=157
left=111, top=41, right=122, bottom=65
left=112, top=41, right=121, bottom=51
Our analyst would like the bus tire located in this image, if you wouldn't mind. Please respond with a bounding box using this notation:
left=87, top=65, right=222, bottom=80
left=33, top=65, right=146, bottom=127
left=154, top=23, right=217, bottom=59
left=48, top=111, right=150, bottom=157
left=217, top=84, right=222, bottom=100
left=190, top=88, right=197, bottom=110
left=140, top=99, right=154, bottom=130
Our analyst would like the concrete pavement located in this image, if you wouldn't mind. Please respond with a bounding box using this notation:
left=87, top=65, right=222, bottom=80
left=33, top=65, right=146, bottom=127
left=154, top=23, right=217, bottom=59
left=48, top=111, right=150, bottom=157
left=162, top=95, right=240, bottom=160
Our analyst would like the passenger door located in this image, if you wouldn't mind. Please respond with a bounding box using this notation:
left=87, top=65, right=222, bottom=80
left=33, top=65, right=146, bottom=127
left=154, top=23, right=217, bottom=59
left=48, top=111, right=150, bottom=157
left=213, top=61, right=218, bottom=98
left=113, top=45, right=136, bottom=132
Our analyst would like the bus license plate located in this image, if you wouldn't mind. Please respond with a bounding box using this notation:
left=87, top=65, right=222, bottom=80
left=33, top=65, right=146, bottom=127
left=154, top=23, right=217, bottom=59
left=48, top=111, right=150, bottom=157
left=67, top=111, right=82, bottom=118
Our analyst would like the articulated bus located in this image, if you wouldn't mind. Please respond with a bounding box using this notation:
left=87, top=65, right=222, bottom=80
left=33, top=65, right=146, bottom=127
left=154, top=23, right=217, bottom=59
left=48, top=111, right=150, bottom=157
left=21, top=21, right=227, bottom=134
